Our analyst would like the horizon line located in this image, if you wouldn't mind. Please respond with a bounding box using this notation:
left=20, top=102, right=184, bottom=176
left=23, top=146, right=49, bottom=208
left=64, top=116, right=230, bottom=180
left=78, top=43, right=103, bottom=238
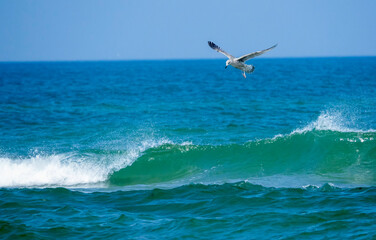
left=1, top=55, right=376, bottom=64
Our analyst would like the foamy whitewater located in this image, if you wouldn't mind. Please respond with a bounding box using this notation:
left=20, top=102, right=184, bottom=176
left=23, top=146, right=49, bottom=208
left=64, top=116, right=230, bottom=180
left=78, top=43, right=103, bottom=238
left=0, top=138, right=173, bottom=187
left=1, top=58, right=375, bottom=239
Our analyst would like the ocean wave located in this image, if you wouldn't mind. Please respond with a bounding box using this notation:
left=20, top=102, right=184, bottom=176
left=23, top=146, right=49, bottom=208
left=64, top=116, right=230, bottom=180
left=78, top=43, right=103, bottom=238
left=1, top=129, right=375, bottom=188
left=1, top=112, right=375, bottom=188
left=109, top=130, right=376, bottom=186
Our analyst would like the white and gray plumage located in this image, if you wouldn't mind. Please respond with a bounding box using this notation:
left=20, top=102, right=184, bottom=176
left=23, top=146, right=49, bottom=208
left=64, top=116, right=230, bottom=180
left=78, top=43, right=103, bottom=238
left=208, top=41, right=277, bottom=78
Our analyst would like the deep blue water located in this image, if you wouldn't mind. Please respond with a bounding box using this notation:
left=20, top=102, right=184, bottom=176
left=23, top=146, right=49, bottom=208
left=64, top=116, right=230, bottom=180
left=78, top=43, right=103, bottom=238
left=0, top=58, right=375, bottom=239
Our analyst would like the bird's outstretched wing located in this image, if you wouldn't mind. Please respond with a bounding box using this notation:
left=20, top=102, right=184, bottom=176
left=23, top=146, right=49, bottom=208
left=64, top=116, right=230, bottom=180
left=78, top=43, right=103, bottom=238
left=236, top=44, right=277, bottom=62
left=208, top=41, right=234, bottom=59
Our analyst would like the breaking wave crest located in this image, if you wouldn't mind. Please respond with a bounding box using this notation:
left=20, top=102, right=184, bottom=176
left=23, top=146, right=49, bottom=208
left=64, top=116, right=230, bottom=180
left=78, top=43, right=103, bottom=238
left=0, top=139, right=172, bottom=188
left=292, top=110, right=375, bottom=134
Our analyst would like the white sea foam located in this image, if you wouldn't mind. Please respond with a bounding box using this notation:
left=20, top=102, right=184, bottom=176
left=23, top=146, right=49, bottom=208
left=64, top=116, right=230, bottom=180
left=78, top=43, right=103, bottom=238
left=0, top=154, right=107, bottom=187
left=0, top=138, right=173, bottom=188
left=268, top=109, right=376, bottom=141
left=291, top=110, right=375, bottom=134
left=293, top=110, right=355, bottom=134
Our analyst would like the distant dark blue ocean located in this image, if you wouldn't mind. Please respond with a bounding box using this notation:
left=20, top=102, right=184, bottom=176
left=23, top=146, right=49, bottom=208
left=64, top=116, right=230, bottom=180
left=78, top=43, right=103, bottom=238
left=0, top=58, right=375, bottom=239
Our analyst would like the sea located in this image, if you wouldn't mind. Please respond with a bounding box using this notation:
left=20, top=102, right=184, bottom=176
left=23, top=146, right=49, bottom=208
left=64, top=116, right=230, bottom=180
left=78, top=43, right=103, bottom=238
left=0, top=57, right=375, bottom=239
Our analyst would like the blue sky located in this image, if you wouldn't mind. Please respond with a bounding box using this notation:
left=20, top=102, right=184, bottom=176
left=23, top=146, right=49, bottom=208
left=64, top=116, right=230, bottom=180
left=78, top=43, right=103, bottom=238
left=0, top=0, right=375, bottom=61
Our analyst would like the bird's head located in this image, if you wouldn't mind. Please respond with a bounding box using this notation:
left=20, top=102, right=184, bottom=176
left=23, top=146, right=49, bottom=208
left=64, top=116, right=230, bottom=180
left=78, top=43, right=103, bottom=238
left=225, top=60, right=230, bottom=69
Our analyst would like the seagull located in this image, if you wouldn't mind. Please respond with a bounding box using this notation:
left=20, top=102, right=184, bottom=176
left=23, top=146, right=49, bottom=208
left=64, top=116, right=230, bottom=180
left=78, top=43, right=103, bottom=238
left=208, top=41, right=277, bottom=78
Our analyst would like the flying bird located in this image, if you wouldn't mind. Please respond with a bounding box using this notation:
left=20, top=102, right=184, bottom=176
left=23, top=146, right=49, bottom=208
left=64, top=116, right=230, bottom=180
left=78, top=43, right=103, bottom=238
left=208, top=41, right=277, bottom=78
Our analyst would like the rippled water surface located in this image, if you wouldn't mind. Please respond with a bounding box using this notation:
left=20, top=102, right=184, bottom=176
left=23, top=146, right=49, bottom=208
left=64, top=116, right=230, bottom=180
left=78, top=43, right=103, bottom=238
left=0, top=58, right=375, bottom=239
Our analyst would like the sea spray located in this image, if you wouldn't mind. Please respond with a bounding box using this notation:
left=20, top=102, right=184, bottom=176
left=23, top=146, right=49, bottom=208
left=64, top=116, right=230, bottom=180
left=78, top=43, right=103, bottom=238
left=0, top=138, right=172, bottom=187
left=0, top=154, right=107, bottom=187
left=292, top=109, right=375, bottom=134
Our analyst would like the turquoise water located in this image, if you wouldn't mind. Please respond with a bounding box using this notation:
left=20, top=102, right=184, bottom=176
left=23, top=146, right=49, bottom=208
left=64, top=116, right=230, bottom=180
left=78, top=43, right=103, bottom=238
left=0, top=58, right=376, bottom=239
